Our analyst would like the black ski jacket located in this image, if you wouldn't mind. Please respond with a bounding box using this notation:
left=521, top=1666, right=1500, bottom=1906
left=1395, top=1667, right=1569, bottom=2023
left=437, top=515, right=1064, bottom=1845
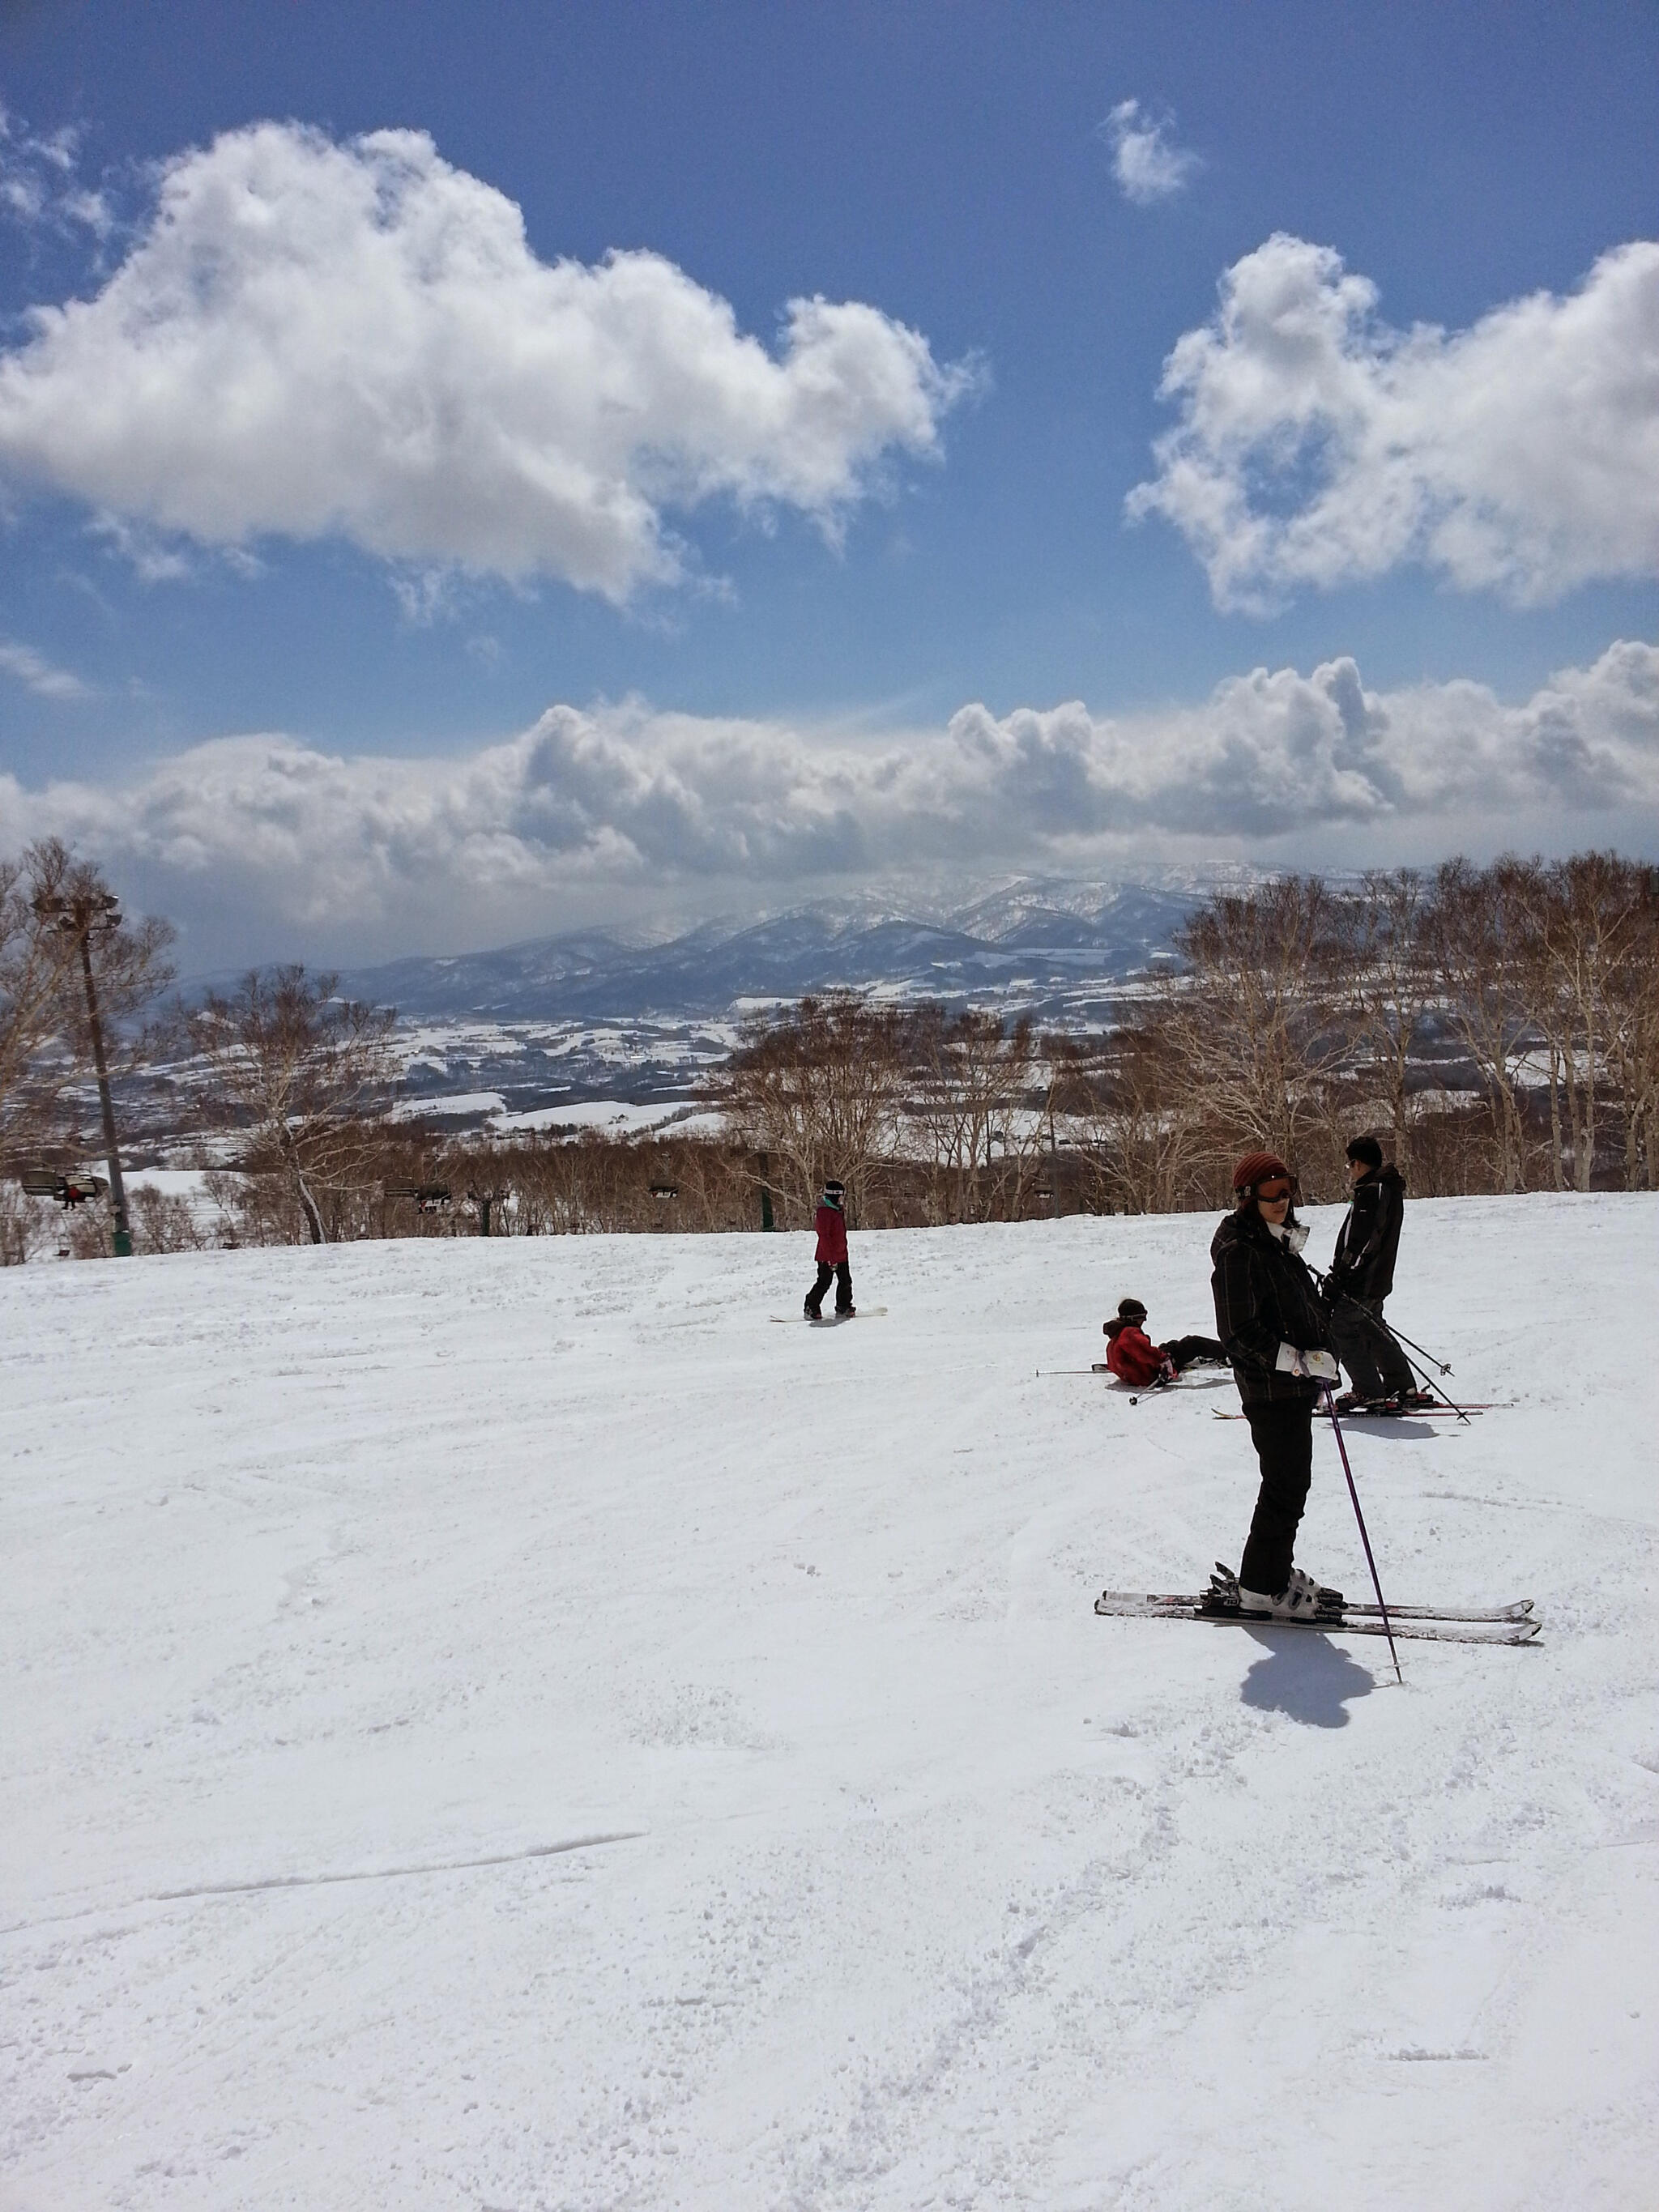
left=1210, top=1206, right=1332, bottom=1407
left=1331, top=1166, right=1405, bottom=1301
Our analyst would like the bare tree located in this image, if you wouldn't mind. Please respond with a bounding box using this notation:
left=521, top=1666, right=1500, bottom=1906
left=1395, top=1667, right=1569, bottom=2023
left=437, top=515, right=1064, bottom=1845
left=1422, top=859, right=1542, bottom=1192
left=1605, top=869, right=1659, bottom=1189
left=1508, top=852, right=1659, bottom=1191
left=1327, top=869, right=1437, bottom=1175
left=710, top=992, right=906, bottom=1225
left=28, top=842, right=177, bottom=1252
left=1057, top=1015, right=1217, bottom=1216
left=0, top=846, right=73, bottom=1167
left=1161, top=876, right=1348, bottom=1189
left=3, top=842, right=175, bottom=1260
left=181, top=966, right=399, bottom=1244
left=905, top=1007, right=1042, bottom=1221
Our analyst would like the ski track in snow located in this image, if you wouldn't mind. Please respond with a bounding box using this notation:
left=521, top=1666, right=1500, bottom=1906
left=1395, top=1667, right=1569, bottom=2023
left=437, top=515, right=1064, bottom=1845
left=2, top=1194, right=1657, bottom=2210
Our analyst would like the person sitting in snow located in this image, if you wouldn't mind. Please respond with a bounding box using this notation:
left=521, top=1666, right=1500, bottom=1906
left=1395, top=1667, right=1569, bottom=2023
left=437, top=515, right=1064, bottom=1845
left=1324, top=1135, right=1430, bottom=1412
left=1101, top=1298, right=1226, bottom=1388
left=803, top=1178, right=855, bottom=1319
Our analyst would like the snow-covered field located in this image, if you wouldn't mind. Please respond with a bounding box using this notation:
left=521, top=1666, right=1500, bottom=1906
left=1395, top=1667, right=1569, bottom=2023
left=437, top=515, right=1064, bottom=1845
left=3, top=1196, right=1657, bottom=2211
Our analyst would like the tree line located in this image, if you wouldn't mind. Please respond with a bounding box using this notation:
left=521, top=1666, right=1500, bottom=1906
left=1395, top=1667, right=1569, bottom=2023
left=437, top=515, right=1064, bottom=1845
left=4, top=842, right=1657, bottom=1259
left=712, top=851, right=1659, bottom=1223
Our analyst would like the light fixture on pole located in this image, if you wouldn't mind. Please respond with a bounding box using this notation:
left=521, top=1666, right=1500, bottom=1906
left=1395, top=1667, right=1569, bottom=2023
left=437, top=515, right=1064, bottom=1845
left=32, top=885, right=134, bottom=1258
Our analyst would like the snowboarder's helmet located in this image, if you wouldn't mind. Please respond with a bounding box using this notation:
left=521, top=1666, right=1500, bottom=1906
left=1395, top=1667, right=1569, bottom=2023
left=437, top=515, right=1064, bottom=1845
left=1345, top=1134, right=1384, bottom=1170
left=1117, top=1298, right=1147, bottom=1322
left=823, top=1178, right=846, bottom=1202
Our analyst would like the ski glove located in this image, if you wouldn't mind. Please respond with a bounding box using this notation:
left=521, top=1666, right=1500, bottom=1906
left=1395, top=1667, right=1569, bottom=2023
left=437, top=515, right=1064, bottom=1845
left=1276, top=1342, right=1340, bottom=1382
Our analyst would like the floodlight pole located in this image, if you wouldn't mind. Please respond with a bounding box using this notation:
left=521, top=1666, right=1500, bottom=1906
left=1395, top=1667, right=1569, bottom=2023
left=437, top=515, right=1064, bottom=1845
left=36, top=888, right=132, bottom=1257
left=79, top=928, right=132, bottom=1256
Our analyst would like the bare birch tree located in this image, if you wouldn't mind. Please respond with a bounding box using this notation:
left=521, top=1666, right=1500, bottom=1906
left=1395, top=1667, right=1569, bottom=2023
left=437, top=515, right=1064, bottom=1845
left=905, top=1007, right=1041, bottom=1221
left=710, top=992, right=905, bottom=1225
left=1327, top=869, right=1437, bottom=1175
left=1511, top=853, right=1658, bottom=1191
left=3, top=843, right=175, bottom=1204
left=1054, top=1017, right=1214, bottom=1216
left=0, top=848, right=72, bottom=1166
left=1161, top=876, right=1348, bottom=1188
left=181, top=967, right=399, bottom=1243
left=1422, top=859, right=1543, bottom=1192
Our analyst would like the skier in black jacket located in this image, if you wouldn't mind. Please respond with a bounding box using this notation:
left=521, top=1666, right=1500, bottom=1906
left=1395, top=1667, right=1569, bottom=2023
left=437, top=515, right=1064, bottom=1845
left=1211, top=1150, right=1341, bottom=1620
left=1325, top=1136, right=1424, bottom=1410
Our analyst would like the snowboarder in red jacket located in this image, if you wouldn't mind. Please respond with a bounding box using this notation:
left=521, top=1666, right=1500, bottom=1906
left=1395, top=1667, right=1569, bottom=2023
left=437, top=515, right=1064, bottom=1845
left=804, top=1179, right=854, bottom=1319
left=1102, top=1298, right=1226, bottom=1387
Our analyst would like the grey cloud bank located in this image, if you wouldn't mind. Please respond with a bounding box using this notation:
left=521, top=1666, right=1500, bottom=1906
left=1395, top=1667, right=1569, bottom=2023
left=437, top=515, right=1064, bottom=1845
left=3, top=642, right=1656, bottom=968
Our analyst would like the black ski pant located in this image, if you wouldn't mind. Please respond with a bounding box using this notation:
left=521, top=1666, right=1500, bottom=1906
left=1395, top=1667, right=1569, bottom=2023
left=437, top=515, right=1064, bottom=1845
left=805, top=1260, right=853, bottom=1316
left=1162, top=1333, right=1226, bottom=1374
left=1328, top=1294, right=1414, bottom=1401
left=1239, top=1396, right=1316, bottom=1597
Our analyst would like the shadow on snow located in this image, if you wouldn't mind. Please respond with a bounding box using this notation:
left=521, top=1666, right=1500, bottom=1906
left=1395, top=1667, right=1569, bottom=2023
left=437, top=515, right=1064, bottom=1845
left=1238, top=1626, right=1377, bottom=1728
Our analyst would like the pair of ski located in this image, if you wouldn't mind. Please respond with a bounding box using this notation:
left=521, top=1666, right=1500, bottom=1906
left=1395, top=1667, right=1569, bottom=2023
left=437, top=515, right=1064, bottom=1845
left=1211, top=1402, right=1494, bottom=1420
left=1094, top=1566, right=1542, bottom=1645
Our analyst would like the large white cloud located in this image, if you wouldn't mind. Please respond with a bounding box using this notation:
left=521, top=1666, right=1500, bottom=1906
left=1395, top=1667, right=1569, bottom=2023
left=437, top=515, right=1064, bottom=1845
left=1128, top=233, right=1659, bottom=611
left=4, top=642, right=1656, bottom=963
left=0, top=122, right=975, bottom=599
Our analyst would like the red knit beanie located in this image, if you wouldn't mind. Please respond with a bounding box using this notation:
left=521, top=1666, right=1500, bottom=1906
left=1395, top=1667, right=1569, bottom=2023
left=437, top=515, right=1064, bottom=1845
left=1232, top=1149, right=1290, bottom=1192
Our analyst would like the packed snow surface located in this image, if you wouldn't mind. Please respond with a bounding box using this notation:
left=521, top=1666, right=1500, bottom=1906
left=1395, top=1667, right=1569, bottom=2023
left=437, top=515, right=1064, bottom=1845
left=3, top=1196, right=1657, bottom=2210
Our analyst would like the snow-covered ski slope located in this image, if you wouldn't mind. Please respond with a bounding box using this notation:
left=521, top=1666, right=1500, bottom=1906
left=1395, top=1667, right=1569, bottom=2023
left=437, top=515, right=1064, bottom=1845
left=3, top=1194, right=1657, bottom=2211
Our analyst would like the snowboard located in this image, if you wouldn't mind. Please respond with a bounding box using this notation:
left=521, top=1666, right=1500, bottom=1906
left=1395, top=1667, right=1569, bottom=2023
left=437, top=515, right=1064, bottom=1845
left=769, top=1306, right=888, bottom=1324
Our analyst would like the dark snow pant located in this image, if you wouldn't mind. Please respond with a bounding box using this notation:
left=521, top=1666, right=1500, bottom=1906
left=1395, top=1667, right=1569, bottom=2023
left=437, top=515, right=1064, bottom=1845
left=1162, top=1334, right=1226, bottom=1374
left=805, top=1260, right=853, bottom=1317
left=1239, top=1397, right=1316, bottom=1597
left=1328, top=1294, right=1414, bottom=1401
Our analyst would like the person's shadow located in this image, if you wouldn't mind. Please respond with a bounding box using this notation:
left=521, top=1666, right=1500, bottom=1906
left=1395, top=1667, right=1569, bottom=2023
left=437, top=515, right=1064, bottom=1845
left=1238, top=1628, right=1376, bottom=1728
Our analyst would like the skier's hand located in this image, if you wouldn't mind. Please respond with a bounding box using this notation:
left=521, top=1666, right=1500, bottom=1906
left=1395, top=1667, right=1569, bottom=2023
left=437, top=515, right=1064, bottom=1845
left=1276, top=1342, right=1340, bottom=1382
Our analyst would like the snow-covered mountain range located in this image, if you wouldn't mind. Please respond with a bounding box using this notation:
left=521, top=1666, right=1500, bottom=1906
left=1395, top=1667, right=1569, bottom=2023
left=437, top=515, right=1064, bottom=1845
left=336, top=876, right=1216, bottom=1023
left=322, top=876, right=1218, bottom=1119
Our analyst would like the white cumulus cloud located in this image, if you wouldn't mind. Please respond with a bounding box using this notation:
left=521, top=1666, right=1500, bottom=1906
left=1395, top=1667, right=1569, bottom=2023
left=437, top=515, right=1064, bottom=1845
left=1128, top=232, right=1659, bottom=611
left=0, top=640, right=92, bottom=699
left=4, top=643, right=1657, bottom=964
left=1102, top=100, right=1201, bottom=206
left=0, top=109, right=112, bottom=240
left=0, top=121, right=976, bottom=600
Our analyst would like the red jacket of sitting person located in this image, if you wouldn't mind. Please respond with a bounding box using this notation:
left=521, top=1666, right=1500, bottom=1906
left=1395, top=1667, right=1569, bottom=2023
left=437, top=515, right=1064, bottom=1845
left=1102, top=1307, right=1169, bottom=1387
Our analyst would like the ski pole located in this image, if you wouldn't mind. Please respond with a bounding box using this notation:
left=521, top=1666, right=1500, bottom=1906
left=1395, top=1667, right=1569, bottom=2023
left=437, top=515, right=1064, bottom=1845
left=1310, top=1264, right=1453, bottom=1375
left=1371, top=1312, right=1454, bottom=1378
left=1327, top=1286, right=1473, bottom=1426
left=1321, top=1383, right=1403, bottom=1685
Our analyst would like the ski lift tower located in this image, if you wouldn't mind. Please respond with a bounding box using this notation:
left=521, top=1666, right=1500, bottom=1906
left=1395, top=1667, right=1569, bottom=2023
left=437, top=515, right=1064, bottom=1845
left=32, top=884, right=134, bottom=1257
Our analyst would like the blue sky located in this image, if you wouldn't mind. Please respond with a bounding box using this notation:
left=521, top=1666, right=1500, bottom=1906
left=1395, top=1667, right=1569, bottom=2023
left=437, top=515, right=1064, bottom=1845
left=1, top=0, right=1656, bottom=963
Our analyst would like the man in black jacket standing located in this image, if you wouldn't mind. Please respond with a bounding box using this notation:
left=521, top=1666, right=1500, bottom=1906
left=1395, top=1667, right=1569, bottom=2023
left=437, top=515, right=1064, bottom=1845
left=1326, top=1136, right=1424, bottom=1410
left=1211, top=1151, right=1342, bottom=1620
